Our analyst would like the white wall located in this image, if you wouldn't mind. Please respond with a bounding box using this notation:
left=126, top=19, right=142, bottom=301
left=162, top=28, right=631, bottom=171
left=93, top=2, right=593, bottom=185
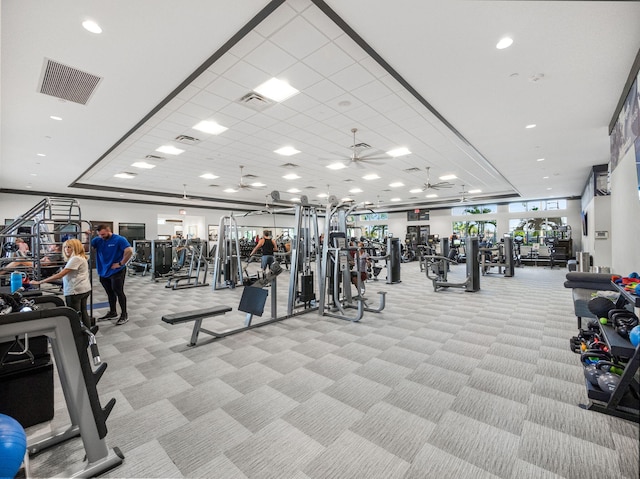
left=610, top=147, right=640, bottom=273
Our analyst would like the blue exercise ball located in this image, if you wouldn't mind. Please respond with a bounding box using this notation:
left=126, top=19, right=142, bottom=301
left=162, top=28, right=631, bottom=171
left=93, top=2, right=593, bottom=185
left=0, top=414, right=27, bottom=479
left=629, top=325, right=640, bottom=348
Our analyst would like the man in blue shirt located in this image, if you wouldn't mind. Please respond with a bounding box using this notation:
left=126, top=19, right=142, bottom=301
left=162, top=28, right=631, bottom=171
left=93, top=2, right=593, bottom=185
left=91, top=225, right=133, bottom=325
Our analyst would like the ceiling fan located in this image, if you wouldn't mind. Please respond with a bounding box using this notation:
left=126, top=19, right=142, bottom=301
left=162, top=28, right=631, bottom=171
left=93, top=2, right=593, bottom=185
left=236, top=165, right=265, bottom=190
left=325, top=128, right=388, bottom=168
left=420, top=167, right=454, bottom=191
left=459, top=184, right=471, bottom=203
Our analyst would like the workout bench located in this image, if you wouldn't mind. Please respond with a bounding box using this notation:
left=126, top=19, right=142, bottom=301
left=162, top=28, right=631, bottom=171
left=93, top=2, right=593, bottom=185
left=162, top=306, right=232, bottom=346
left=161, top=286, right=270, bottom=346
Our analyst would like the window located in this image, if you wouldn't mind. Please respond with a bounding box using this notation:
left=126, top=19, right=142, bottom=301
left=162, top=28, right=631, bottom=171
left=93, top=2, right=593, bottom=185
left=508, top=217, right=568, bottom=245
left=451, top=204, right=497, bottom=215
left=508, top=200, right=566, bottom=212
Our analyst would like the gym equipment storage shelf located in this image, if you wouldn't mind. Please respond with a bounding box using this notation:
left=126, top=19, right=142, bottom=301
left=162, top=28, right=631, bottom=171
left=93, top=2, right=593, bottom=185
left=580, top=285, right=640, bottom=422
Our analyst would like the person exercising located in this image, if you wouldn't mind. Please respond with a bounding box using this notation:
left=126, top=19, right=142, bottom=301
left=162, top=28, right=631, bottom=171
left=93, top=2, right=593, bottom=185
left=250, top=230, right=278, bottom=273
left=90, top=225, right=133, bottom=325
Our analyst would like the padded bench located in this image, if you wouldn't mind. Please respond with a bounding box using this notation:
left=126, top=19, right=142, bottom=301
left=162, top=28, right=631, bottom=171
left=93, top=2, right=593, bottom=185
left=162, top=306, right=232, bottom=346
left=564, top=272, right=619, bottom=329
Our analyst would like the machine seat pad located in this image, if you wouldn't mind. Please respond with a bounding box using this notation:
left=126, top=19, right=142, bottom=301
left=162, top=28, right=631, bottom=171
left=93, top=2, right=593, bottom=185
left=162, top=306, right=232, bottom=324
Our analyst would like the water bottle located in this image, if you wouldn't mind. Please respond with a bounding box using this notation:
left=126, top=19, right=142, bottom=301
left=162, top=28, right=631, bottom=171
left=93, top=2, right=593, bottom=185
left=10, top=272, right=23, bottom=293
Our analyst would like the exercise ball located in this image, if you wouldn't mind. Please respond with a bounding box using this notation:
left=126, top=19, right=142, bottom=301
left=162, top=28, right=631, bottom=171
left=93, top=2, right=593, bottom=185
left=629, top=325, right=640, bottom=348
left=0, top=414, right=27, bottom=479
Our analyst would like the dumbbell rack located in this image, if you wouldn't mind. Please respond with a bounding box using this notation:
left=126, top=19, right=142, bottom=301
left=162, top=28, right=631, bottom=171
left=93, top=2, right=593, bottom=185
left=581, top=283, right=640, bottom=422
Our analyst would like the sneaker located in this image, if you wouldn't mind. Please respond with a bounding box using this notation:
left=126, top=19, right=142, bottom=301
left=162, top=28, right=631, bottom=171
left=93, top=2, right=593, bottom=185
left=115, top=314, right=129, bottom=326
left=98, top=311, right=118, bottom=321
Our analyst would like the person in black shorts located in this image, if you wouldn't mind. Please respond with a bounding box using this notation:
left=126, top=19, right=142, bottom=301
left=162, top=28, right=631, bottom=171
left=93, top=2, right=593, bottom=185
left=250, top=230, right=278, bottom=273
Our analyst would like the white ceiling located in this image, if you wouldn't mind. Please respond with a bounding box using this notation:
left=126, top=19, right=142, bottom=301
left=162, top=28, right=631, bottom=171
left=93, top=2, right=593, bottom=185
left=2, top=0, right=639, bottom=213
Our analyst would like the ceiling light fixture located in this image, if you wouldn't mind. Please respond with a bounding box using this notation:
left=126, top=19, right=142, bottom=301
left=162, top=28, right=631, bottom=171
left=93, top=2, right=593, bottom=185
left=349, top=188, right=363, bottom=194
left=469, top=189, right=482, bottom=194
left=251, top=182, right=266, bottom=187
left=114, top=172, right=136, bottom=179
left=326, top=162, right=347, bottom=170
left=439, top=174, right=457, bottom=181
left=543, top=176, right=549, bottom=179
left=254, top=77, right=299, bottom=102
left=317, top=193, right=328, bottom=198
left=156, top=145, right=185, bottom=155
left=131, top=161, right=156, bottom=169
left=274, top=146, right=300, bottom=156
left=525, top=124, right=536, bottom=129
left=410, top=188, right=423, bottom=194
left=341, top=197, right=353, bottom=202
left=224, top=188, right=237, bottom=193
left=425, top=194, right=438, bottom=198
left=192, top=120, right=228, bottom=135
left=37, top=153, right=46, bottom=157
left=363, top=174, right=380, bottom=180
left=283, top=173, right=301, bottom=180
left=389, top=182, right=404, bottom=187
left=287, top=188, right=301, bottom=193
left=199, top=173, right=219, bottom=180
left=82, top=20, right=102, bottom=34
left=291, top=197, right=301, bottom=202
left=390, top=198, right=401, bottom=202
left=537, top=158, right=545, bottom=162
left=496, top=37, right=513, bottom=49
left=50, top=116, right=62, bottom=121
left=386, top=147, right=411, bottom=157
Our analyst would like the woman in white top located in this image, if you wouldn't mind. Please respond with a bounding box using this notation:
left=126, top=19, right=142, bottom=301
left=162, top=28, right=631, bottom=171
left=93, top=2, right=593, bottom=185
left=31, top=238, right=92, bottom=328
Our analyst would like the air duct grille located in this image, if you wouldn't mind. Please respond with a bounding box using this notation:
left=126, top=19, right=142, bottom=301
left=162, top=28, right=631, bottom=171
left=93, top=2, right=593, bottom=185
left=174, top=135, right=201, bottom=145
left=38, top=58, right=102, bottom=105
left=238, top=92, right=273, bottom=111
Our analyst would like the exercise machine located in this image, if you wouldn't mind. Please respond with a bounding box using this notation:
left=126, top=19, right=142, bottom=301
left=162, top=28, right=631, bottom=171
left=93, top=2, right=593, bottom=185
left=479, top=236, right=515, bottom=277
left=165, top=238, right=209, bottom=289
left=423, top=236, right=481, bottom=292
left=211, top=214, right=243, bottom=289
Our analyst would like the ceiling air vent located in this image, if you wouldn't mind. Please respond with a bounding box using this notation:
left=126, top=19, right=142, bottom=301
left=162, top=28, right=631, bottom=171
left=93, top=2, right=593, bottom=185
left=38, top=58, right=102, bottom=105
left=244, top=173, right=258, bottom=179
left=174, top=135, right=200, bottom=145
left=404, top=167, right=421, bottom=173
left=281, top=163, right=299, bottom=169
left=145, top=154, right=166, bottom=161
left=352, top=142, right=371, bottom=149
left=238, top=92, right=273, bottom=111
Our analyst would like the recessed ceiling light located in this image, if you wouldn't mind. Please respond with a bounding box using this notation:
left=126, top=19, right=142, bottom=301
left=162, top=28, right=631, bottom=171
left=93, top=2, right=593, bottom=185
left=386, top=147, right=411, bottom=157
left=283, top=173, right=301, bottom=180
left=389, top=182, right=404, bottom=187
left=525, top=124, right=536, bottom=129
left=192, top=120, right=227, bottom=135
left=543, top=176, right=549, bottom=179
left=26, top=185, right=32, bottom=189
left=496, top=37, right=513, bottom=49
left=341, top=197, right=353, bottom=202
left=363, top=174, right=380, bottom=180
left=30, top=173, right=37, bottom=177
left=327, top=162, right=347, bottom=170
left=131, top=161, right=156, bottom=169
left=439, top=174, right=457, bottom=181
left=114, top=172, right=136, bottom=179
left=254, top=77, right=299, bottom=102
left=251, top=182, right=266, bottom=187
left=200, top=173, right=219, bottom=180
left=291, top=197, right=301, bottom=202
left=224, top=188, right=237, bottom=193
left=156, top=145, right=185, bottom=155
left=317, top=193, right=328, bottom=198
left=390, top=198, right=401, bottom=202
left=537, top=158, right=545, bottom=162
left=469, top=189, right=482, bottom=194
left=426, top=193, right=438, bottom=198
left=410, top=188, right=423, bottom=194
left=37, top=153, right=46, bottom=157
left=82, top=20, right=102, bottom=34
left=274, top=146, right=300, bottom=156
left=50, top=116, right=62, bottom=121
left=287, top=188, right=301, bottom=193
left=547, top=187, right=552, bottom=190
left=349, top=188, right=363, bottom=194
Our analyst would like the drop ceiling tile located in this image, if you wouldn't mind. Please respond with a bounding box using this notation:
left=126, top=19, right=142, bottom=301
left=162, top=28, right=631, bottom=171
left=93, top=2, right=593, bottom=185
left=176, top=84, right=201, bottom=102
left=330, top=62, right=376, bottom=92
left=270, top=15, right=330, bottom=60
left=207, top=76, right=251, bottom=102
left=225, top=60, right=272, bottom=90
left=351, top=80, right=394, bottom=105
left=378, top=74, right=405, bottom=93
left=358, top=56, right=387, bottom=79
left=303, top=42, right=355, bottom=76
left=303, top=79, right=345, bottom=103
left=302, top=7, right=343, bottom=40
left=243, top=40, right=298, bottom=77
left=232, top=30, right=267, bottom=58
left=282, top=93, right=321, bottom=113
left=178, top=102, right=218, bottom=122
left=262, top=103, right=298, bottom=121
left=333, top=33, right=369, bottom=62
left=191, top=69, right=219, bottom=90
left=285, top=113, right=317, bottom=129
left=254, top=3, right=298, bottom=38
left=218, top=101, right=260, bottom=121
left=191, top=90, right=231, bottom=112
left=279, top=61, right=324, bottom=91
left=206, top=52, right=241, bottom=76
left=344, top=104, right=379, bottom=122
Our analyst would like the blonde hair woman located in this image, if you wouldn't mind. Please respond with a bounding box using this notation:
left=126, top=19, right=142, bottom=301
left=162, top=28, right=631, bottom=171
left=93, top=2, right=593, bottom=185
left=31, top=239, right=92, bottom=328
